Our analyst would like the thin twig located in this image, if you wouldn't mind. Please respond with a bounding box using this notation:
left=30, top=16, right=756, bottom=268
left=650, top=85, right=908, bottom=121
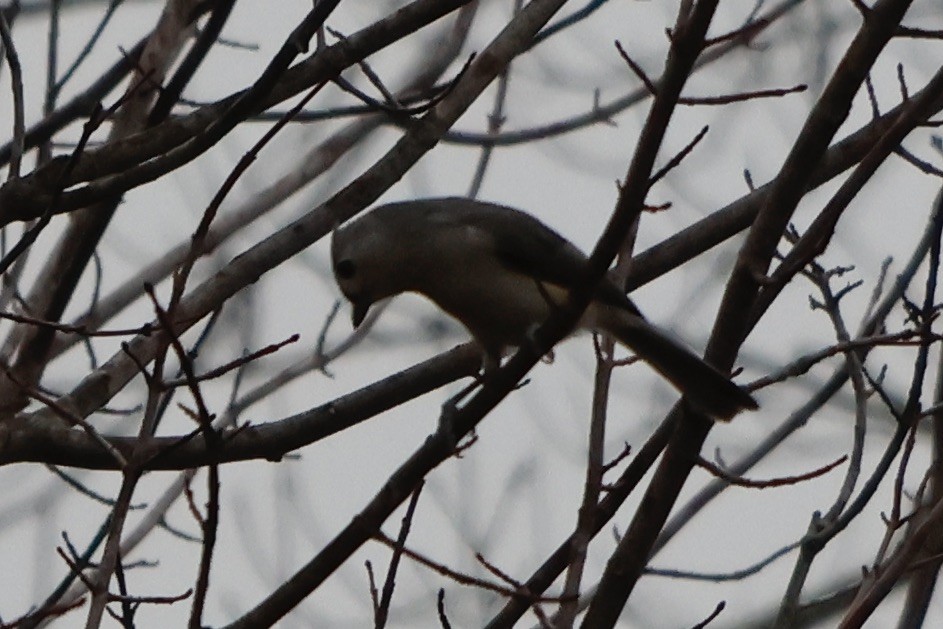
left=0, top=10, right=24, bottom=179
left=372, top=533, right=571, bottom=603
left=648, top=542, right=799, bottom=582
left=375, top=482, right=424, bottom=629
left=696, top=455, right=847, bottom=488
left=163, top=334, right=299, bottom=388
left=615, top=40, right=805, bottom=106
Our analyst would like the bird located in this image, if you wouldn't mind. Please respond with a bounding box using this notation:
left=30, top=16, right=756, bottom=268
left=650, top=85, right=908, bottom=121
left=331, top=197, right=757, bottom=420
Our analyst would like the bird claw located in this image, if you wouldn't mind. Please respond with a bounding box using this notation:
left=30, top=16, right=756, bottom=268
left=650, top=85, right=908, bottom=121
left=437, top=397, right=460, bottom=451
left=521, top=324, right=555, bottom=363
left=437, top=372, right=489, bottom=452
left=437, top=396, right=479, bottom=455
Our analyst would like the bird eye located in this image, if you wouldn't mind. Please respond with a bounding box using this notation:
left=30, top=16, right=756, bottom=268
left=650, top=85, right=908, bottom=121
left=335, top=259, right=357, bottom=280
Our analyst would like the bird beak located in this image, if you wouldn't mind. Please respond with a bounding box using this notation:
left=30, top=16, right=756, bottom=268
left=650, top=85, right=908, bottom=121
left=351, top=301, right=370, bottom=328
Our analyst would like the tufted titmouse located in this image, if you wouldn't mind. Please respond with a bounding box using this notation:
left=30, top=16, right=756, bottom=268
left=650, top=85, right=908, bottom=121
left=331, top=198, right=757, bottom=420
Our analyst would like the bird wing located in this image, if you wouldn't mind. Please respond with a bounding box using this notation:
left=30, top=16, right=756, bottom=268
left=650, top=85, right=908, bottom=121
left=431, top=198, right=639, bottom=314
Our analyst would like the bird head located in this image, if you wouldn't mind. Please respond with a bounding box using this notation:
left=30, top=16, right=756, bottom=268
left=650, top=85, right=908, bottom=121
left=331, top=212, right=406, bottom=327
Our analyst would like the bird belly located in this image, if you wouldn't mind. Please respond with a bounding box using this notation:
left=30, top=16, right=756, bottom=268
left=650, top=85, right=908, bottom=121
left=424, top=271, right=565, bottom=354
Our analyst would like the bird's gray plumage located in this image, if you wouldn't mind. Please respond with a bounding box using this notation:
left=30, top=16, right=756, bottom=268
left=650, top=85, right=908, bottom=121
left=331, top=197, right=756, bottom=420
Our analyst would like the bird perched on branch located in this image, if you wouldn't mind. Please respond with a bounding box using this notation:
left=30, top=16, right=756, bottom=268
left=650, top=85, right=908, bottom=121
left=331, top=197, right=757, bottom=420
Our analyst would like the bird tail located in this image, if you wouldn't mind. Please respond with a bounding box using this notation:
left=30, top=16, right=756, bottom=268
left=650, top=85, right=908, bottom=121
left=595, top=306, right=757, bottom=421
